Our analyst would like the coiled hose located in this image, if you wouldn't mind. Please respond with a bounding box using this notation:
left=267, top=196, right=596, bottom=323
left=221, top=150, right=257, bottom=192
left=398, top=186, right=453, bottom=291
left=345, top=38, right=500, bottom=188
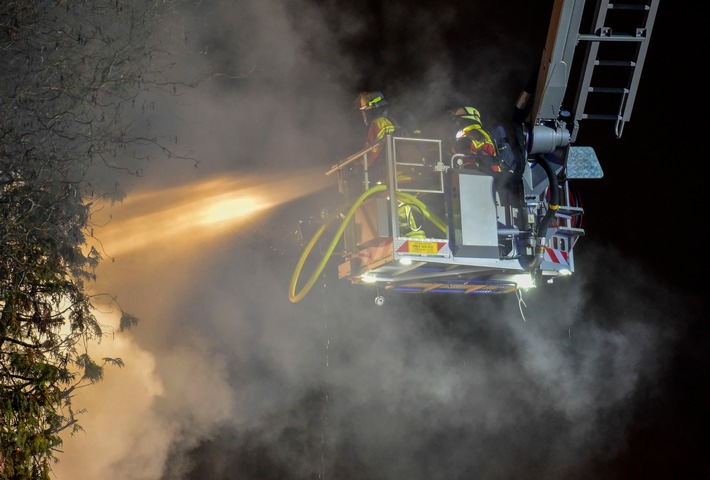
left=289, top=186, right=447, bottom=303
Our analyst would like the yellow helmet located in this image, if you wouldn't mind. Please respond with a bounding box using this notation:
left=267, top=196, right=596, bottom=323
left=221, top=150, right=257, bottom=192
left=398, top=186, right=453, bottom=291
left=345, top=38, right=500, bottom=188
left=451, top=106, right=482, bottom=125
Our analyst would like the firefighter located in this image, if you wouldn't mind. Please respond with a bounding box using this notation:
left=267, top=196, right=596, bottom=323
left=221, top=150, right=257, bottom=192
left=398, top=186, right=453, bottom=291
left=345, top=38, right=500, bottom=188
left=449, top=106, right=502, bottom=173
left=356, top=91, right=399, bottom=181
left=356, top=91, right=426, bottom=237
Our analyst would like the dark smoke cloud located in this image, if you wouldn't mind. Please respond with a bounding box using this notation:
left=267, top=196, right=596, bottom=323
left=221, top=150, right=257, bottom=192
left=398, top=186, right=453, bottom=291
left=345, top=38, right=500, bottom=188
left=54, top=1, right=691, bottom=479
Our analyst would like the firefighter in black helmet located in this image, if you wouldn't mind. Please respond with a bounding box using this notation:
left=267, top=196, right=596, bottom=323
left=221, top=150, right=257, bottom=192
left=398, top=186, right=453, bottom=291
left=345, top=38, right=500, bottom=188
left=356, top=91, right=425, bottom=237
left=356, top=91, right=398, bottom=180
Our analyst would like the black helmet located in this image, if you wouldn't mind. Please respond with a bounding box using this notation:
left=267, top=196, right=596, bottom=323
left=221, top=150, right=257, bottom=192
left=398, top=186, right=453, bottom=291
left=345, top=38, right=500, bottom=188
left=358, top=91, right=389, bottom=111
left=357, top=91, right=389, bottom=126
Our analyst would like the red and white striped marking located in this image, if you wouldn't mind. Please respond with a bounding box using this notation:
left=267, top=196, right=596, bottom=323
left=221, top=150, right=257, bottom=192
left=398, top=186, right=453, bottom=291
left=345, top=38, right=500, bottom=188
left=544, top=247, right=569, bottom=265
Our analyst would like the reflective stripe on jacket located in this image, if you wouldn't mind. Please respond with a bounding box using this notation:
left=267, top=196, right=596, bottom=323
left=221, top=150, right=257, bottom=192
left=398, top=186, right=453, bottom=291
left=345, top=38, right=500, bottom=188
left=453, top=123, right=497, bottom=157
left=366, top=116, right=397, bottom=165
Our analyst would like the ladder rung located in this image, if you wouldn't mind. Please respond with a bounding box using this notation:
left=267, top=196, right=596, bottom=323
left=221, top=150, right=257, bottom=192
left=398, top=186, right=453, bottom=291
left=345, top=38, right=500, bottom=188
left=588, top=87, right=630, bottom=94
left=596, top=59, right=637, bottom=67
left=581, top=114, right=622, bottom=121
left=578, top=33, right=646, bottom=42
left=608, top=3, right=651, bottom=11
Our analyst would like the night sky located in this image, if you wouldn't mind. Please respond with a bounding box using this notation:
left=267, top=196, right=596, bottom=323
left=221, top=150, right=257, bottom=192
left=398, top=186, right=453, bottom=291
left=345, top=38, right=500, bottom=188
left=52, top=1, right=708, bottom=479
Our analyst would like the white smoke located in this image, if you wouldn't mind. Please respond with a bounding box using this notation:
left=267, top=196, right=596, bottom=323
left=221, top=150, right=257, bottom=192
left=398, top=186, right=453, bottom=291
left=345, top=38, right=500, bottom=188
left=53, top=1, right=683, bottom=479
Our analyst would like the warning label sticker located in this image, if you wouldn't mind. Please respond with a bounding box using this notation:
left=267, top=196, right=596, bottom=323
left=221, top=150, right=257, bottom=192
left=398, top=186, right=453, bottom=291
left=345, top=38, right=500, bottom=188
left=397, top=240, right=447, bottom=255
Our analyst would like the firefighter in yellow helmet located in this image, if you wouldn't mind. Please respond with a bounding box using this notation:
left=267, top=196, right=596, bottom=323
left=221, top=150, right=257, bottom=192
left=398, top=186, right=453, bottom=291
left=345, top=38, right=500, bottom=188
left=450, top=106, right=501, bottom=173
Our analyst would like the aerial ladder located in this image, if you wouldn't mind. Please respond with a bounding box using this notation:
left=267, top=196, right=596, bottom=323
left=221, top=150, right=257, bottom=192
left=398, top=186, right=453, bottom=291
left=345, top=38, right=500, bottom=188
left=289, top=0, right=659, bottom=304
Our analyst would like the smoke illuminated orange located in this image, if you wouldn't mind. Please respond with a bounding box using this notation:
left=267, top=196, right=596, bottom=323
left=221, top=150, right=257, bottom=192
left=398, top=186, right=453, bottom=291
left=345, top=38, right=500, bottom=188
left=90, top=169, right=333, bottom=257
